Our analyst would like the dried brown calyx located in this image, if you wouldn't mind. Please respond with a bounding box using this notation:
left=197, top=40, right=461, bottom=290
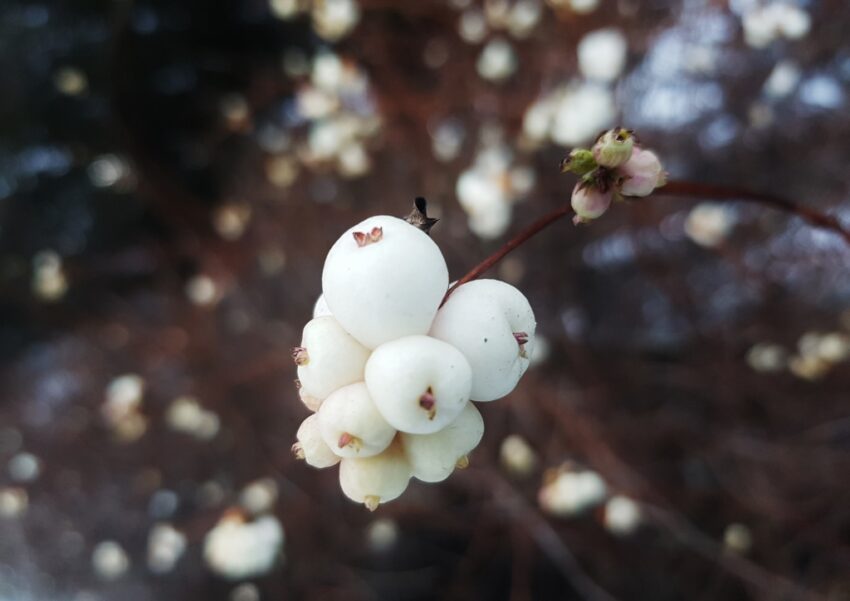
left=338, top=432, right=362, bottom=452
left=353, top=227, right=383, bottom=247
left=513, top=331, right=529, bottom=358
left=404, top=197, right=439, bottom=234
left=291, top=346, right=309, bottom=366
left=419, top=387, right=437, bottom=420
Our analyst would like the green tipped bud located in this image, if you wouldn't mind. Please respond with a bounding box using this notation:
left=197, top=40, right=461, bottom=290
left=559, top=149, right=597, bottom=176
left=592, top=128, right=634, bottom=168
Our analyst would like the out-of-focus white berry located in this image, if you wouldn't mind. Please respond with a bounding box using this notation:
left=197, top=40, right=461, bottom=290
left=577, top=28, right=627, bottom=83
left=566, top=0, right=599, bottom=14
left=401, top=402, right=484, bottom=483
left=592, top=128, right=634, bottom=168
left=231, top=583, right=261, bottom=601
left=0, top=487, right=28, bottom=518
left=684, top=203, right=735, bottom=248
left=499, top=434, right=537, bottom=476
left=339, top=440, right=412, bottom=510
left=763, top=61, right=801, bottom=99
left=8, top=452, right=41, bottom=483
left=538, top=467, right=607, bottom=517
left=311, top=0, right=360, bottom=42
left=269, top=0, right=302, bottom=20
left=431, top=279, right=536, bottom=402
left=617, top=147, right=666, bottom=197
left=571, top=183, right=613, bottom=224
left=317, top=383, right=396, bottom=458
left=239, top=478, right=278, bottom=516
left=322, top=216, right=449, bottom=349
left=166, top=396, right=220, bottom=441
left=312, top=293, right=332, bottom=318
left=366, top=336, right=472, bottom=434
left=522, top=98, right=555, bottom=143
left=294, top=414, right=341, bottom=468
left=203, top=511, right=284, bottom=580
left=723, top=523, right=753, bottom=553
left=32, top=250, right=69, bottom=302
left=92, top=541, right=130, bottom=581
left=147, top=523, right=187, bottom=574
left=551, top=83, right=616, bottom=146
left=788, top=354, right=830, bottom=381
left=507, top=0, right=542, bottom=38
left=296, top=316, right=371, bottom=400
left=459, top=9, right=488, bottom=44
left=477, top=38, right=517, bottom=82
left=742, top=4, right=810, bottom=48
left=366, top=518, right=399, bottom=552
left=816, top=332, right=850, bottom=363
left=603, top=495, right=641, bottom=535
left=746, top=342, right=787, bottom=373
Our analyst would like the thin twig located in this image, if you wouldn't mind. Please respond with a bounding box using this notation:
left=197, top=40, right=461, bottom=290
left=442, top=180, right=850, bottom=304
left=658, top=181, right=850, bottom=246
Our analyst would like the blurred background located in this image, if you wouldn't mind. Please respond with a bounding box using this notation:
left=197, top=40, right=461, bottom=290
left=1, top=0, right=849, bottom=599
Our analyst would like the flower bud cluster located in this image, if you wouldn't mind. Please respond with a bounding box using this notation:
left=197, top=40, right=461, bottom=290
left=561, top=128, right=667, bottom=225
left=293, top=208, right=536, bottom=510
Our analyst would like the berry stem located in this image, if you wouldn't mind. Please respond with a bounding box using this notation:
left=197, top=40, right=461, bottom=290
left=442, top=180, right=850, bottom=305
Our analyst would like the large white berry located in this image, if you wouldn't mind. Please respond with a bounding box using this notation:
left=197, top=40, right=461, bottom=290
left=401, top=402, right=484, bottom=483
left=321, top=216, right=449, bottom=349
left=293, top=414, right=340, bottom=468
left=317, top=382, right=396, bottom=458
left=365, top=335, right=472, bottom=434
left=339, top=439, right=411, bottom=511
left=430, top=279, right=535, bottom=402
left=296, top=316, right=370, bottom=402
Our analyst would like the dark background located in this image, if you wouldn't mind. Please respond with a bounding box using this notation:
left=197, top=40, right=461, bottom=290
left=1, top=0, right=849, bottom=599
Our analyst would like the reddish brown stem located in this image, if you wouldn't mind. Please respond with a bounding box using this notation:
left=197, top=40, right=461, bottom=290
left=658, top=181, right=850, bottom=246
left=442, top=180, right=850, bottom=304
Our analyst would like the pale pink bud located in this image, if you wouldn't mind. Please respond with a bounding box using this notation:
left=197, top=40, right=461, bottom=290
left=571, top=183, right=613, bottom=224
left=618, top=147, right=666, bottom=197
left=592, top=128, right=634, bottom=168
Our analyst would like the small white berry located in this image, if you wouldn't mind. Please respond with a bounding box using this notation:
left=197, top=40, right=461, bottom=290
left=317, top=383, right=396, bottom=458
left=293, top=414, right=340, bottom=468
left=365, top=335, right=472, bottom=434
left=430, top=279, right=536, bottom=402
left=401, top=402, right=484, bottom=483
left=296, top=316, right=371, bottom=402
left=339, top=440, right=411, bottom=510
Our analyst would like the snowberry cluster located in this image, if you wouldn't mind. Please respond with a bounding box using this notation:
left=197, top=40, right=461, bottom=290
left=562, top=128, right=667, bottom=225
left=292, top=202, right=536, bottom=510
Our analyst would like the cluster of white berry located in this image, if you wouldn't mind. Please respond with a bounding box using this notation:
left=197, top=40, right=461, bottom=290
left=563, top=128, right=667, bottom=225
left=292, top=201, right=536, bottom=510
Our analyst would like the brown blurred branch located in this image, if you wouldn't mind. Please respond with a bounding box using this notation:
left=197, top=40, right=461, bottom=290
left=443, top=180, right=850, bottom=304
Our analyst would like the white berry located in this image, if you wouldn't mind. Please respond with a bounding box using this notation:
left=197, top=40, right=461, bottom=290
left=317, top=383, right=396, bottom=458
left=365, top=335, right=472, bottom=434
left=293, top=415, right=340, bottom=468
left=296, top=316, right=370, bottom=401
left=430, top=279, right=535, bottom=401
left=321, top=216, right=449, bottom=349
left=339, top=440, right=411, bottom=510
left=401, top=402, right=484, bottom=483
left=312, top=293, right=332, bottom=318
